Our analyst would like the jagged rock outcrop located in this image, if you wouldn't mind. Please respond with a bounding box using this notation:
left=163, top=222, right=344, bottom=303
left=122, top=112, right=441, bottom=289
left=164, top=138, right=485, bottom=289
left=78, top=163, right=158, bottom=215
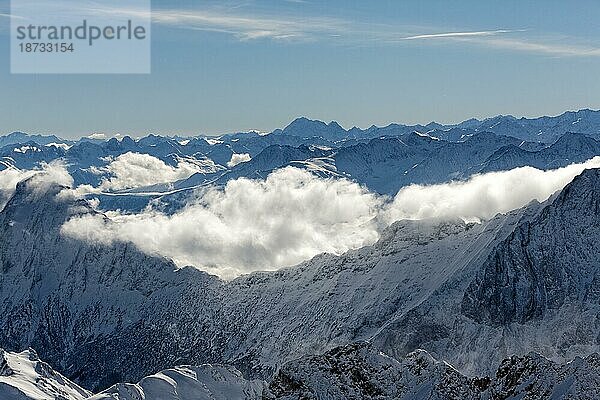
left=269, top=342, right=479, bottom=400
left=462, top=168, right=600, bottom=325
left=268, top=343, right=600, bottom=400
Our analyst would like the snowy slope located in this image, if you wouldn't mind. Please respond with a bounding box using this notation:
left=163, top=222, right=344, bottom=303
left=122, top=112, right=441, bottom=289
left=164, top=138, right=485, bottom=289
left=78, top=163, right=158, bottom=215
left=6, top=344, right=599, bottom=400
left=0, top=172, right=536, bottom=390
left=480, top=132, right=600, bottom=173
left=0, top=174, right=524, bottom=390
left=90, top=365, right=266, bottom=400
left=174, top=131, right=552, bottom=197
left=2, top=168, right=600, bottom=393
left=372, top=168, right=600, bottom=375
left=0, top=178, right=223, bottom=391
left=0, top=348, right=90, bottom=400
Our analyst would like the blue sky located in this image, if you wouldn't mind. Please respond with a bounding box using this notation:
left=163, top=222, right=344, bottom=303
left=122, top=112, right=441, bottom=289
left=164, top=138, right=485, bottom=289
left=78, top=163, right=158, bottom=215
left=1, top=0, right=600, bottom=138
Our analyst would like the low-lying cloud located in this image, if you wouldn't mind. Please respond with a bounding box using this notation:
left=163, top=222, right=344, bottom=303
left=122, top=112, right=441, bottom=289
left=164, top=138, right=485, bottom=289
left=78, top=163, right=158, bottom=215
left=383, top=156, right=600, bottom=223
left=7, top=157, right=600, bottom=279
left=0, top=162, right=72, bottom=209
left=227, top=153, right=252, bottom=168
left=62, top=167, right=383, bottom=278
left=88, top=152, right=211, bottom=191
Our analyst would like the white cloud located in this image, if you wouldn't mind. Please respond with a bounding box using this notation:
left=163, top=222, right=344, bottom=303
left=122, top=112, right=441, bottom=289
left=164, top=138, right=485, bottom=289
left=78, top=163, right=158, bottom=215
left=0, top=12, right=26, bottom=19
left=90, top=152, right=208, bottom=191
left=383, top=157, right=600, bottom=223
left=0, top=162, right=73, bottom=208
left=55, top=158, right=600, bottom=279
left=77, top=4, right=600, bottom=57
left=400, top=30, right=515, bottom=40
left=87, top=133, right=107, bottom=140
left=83, top=6, right=348, bottom=41
left=397, top=29, right=600, bottom=57
left=0, top=169, right=36, bottom=208
left=467, top=36, right=600, bottom=57
left=227, top=153, right=252, bottom=168
left=62, top=167, right=382, bottom=279
left=25, top=162, right=73, bottom=197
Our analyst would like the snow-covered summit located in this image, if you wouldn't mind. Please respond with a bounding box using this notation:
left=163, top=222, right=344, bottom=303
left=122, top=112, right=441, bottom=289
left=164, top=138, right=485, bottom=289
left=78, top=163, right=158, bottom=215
left=0, top=348, right=91, bottom=400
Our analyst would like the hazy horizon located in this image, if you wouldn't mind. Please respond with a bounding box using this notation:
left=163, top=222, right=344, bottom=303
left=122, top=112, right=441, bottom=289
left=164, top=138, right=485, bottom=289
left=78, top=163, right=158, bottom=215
left=2, top=106, right=600, bottom=139
left=1, top=0, right=600, bottom=138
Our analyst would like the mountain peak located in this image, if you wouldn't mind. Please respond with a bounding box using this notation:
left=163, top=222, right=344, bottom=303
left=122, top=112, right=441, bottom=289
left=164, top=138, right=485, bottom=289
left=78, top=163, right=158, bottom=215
left=2, top=173, right=91, bottom=231
left=461, top=166, right=600, bottom=326
left=551, top=131, right=598, bottom=149
left=283, top=117, right=327, bottom=131
left=280, top=117, right=347, bottom=139
left=0, top=348, right=91, bottom=399
left=553, top=166, right=600, bottom=208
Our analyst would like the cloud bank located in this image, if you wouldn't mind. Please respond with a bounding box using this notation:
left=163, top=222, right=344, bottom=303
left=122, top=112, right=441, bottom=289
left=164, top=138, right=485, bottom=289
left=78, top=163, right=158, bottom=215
left=62, top=167, right=383, bottom=278
left=0, top=156, right=595, bottom=279
left=59, top=158, right=600, bottom=279
left=88, top=152, right=210, bottom=192
left=383, top=157, right=600, bottom=223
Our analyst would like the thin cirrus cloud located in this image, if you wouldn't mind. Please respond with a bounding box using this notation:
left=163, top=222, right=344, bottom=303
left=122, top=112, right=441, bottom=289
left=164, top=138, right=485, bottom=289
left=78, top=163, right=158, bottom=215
left=153, top=11, right=600, bottom=57
left=78, top=3, right=600, bottom=57
left=469, top=36, right=600, bottom=57
left=399, top=29, right=517, bottom=40
left=394, top=29, right=600, bottom=57
left=83, top=6, right=348, bottom=41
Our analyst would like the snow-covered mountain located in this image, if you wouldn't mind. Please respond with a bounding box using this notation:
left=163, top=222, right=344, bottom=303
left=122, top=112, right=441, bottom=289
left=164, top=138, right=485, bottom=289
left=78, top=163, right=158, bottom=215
left=0, top=178, right=223, bottom=390
left=459, top=109, right=600, bottom=143
left=1, top=108, right=598, bottom=170
left=269, top=342, right=600, bottom=399
left=5, top=344, right=600, bottom=400
left=90, top=365, right=267, bottom=400
left=1, top=110, right=600, bottom=216
left=176, top=131, right=594, bottom=198
left=0, top=348, right=91, bottom=400
left=371, top=167, right=600, bottom=375
left=270, top=109, right=600, bottom=144
left=0, top=132, right=70, bottom=149
left=2, top=165, right=600, bottom=394
left=479, top=132, right=600, bottom=173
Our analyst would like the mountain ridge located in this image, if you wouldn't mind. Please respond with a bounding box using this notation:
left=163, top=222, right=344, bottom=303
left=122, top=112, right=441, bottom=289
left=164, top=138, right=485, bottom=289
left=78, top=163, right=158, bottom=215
left=5, top=344, right=600, bottom=400
left=5, top=108, right=600, bottom=144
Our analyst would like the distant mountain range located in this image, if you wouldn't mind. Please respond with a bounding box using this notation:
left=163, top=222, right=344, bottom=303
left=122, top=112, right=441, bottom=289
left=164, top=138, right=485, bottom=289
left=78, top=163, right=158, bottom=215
left=3, top=110, right=600, bottom=213
left=5, top=108, right=600, bottom=147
